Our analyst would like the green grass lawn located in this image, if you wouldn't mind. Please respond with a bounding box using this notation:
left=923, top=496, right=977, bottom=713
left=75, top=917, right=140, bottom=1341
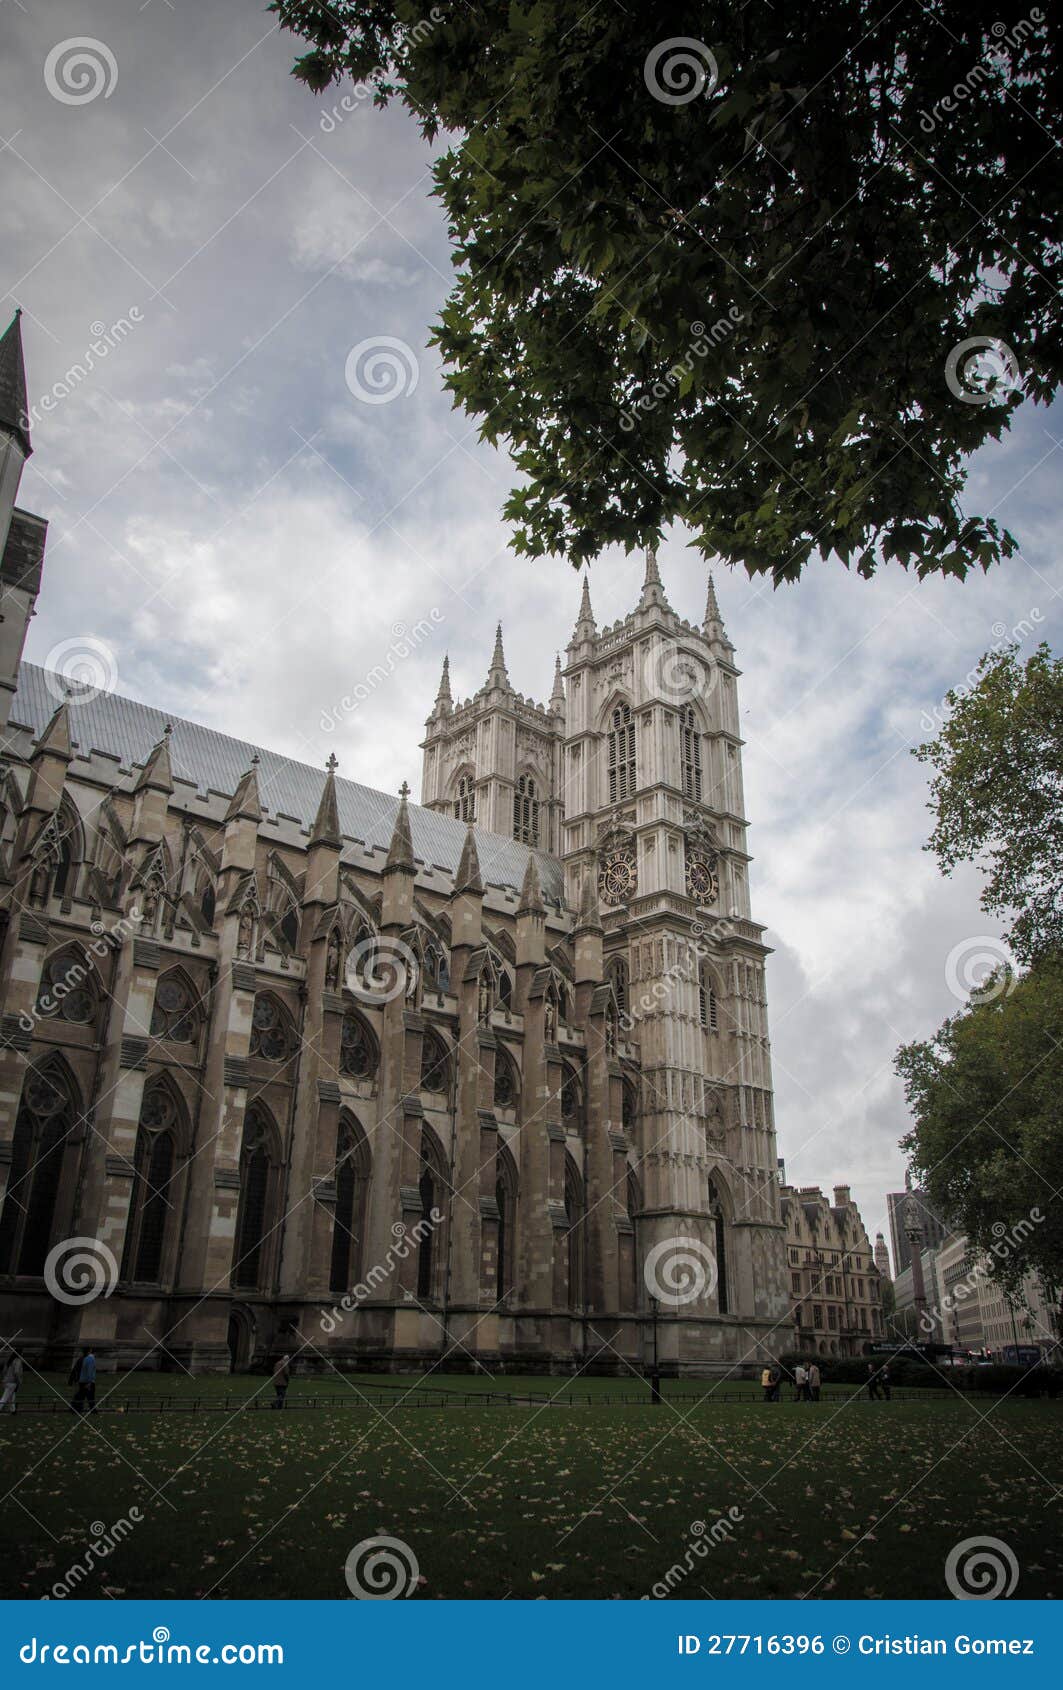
left=2, top=1382, right=1060, bottom=1600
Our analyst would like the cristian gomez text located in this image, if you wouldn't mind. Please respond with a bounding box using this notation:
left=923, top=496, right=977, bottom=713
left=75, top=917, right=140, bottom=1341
left=676, top=1636, right=1036, bottom=1657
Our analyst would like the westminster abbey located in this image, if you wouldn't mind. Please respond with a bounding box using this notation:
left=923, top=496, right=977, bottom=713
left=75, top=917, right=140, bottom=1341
left=0, top=312, right=792, bottom=1374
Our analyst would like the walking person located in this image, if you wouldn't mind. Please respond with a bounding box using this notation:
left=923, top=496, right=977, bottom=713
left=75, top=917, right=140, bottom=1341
left=70, top=1348, right=97, bottom=1414
left=808, top=1361, right=821, bottom=1403
left=271, top=1353, right=291, bottom=1409
left=769, top=1365, right=782, bottom=1402
left=865, top=1362, right=881, bottom=1401
left=0, top=1349, right=23, bottom=1414
left=794, top=1362, right=808, bottom=1402
left=880, top=1365, right=892, bottom=1401
left=761, top=1365, right=773, bottom=1403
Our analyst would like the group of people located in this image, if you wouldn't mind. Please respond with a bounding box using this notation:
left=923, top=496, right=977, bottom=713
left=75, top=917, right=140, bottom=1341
left=866, top=1362, right=892, bottom=1399
left=759, top=1362, right=822, bottom=1401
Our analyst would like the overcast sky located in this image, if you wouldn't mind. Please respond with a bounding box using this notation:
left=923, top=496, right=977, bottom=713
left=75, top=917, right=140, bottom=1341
left=3, top=0, right=1059, bottom=1263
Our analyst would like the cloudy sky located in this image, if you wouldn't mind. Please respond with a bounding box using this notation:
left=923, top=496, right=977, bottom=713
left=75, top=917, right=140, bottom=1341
left=3, top=0, right=1059, bottom=1262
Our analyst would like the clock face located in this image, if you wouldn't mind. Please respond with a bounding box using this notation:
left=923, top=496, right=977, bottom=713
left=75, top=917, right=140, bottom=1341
left=686, top=851, right=719, bottom=904
left=599, top=848, right=636, bottom=906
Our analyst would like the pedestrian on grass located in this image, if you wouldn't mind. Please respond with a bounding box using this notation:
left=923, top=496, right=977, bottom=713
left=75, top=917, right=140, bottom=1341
left=272, top=1353, right=291, bottom=1409
left=794, top=1362, right=808, bottom=1402
left=0, top=1349, right=23, bottom=1414
left=71, top=1348, right=97, bottom=1414
left=881, top=1365, right=892, bottom=1401
left=865, top=1362, right=881, bottom=1401
left=761, top=1365, right=772, bottom=1402
left=808, top=1361, right=821, bottom=1403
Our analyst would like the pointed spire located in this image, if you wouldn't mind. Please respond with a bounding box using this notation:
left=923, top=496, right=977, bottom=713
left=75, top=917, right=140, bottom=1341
left=454, top=821, right=483, bottom=896
left=0, top=309, right=32, bottom=459
left=34, top=700, right=72, bottom=762
left=549, top=653, right=565, bottom=713
left=704, top=572, right=721, bottom=625
left=225, top=755, right=263, bottom=824
left=571, top=573, right=597, bottom=644
left=384, top=781, right=415, bottom=873
left=638, top=546, right=671, bottom=611
left=435, top=653, right=453, bottom=712
left=485, top=622, right=510, bottom=690
left=517, top=852, right=544, bottom=917
left=134, top=724, right=174, bottom=794
left=574, top=861, right=602, bottom=932
left=310, top=752, right=341, bottom=848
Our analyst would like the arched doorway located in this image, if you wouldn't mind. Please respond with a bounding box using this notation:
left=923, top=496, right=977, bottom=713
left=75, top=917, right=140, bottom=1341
left=226, top=1305, right=254, bottom=1373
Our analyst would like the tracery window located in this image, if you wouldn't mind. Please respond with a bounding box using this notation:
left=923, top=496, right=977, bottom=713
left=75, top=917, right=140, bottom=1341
left=329, top=1117, right=370, bottom=1295
left=495, top=1147, right=518, bottom=1301
left=453, top=774, right=476, bottom=823
left=340, top=1012, right=376, bottom=1079
left=0, top=1063, right=79, bottom=1277
left=35, top=949, right=97, bottom=1026
left=150, top=971, right=198, bottom=1043
left=122, top=1081, right=179, bottom=1284
left=233, top=1106, right=277, bottom=1291
left=494, top=1049, right=518, bottom=1110
left=698, top=966, right=719, bottom=1032
left=513, top=773, right=540, bottom=846
left=607, top=703, right=636, bottom=803
left=420, top=1028, right=449, bottom=1094
left=249, top=995, right=294, bottom=1063
left=607, top=957, right=629, bottom=1016
left=680, top=705, right=702, bottom=801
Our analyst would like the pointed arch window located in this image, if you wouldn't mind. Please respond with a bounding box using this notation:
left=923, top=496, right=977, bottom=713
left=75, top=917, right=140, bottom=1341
left=150, top=971, right=199, bottom=1044
left=513, top=773, right=540, bottom=846
left=415, top=1133, right=447, bottom=1302
left=680, top=705, right=703, bottom=801
left=122, top=1081, right=180, bottom=1285
left=709, top=1179, right=729, bottom=1315
left=330, top=1116, right=370, bottom=1295
left=607, top=703, right=636, bottom=802
left=564, top=1158, right=585, bottom=1310
left=340, top=1012, right=377, bottom=1079
left=249, top=995, right=294, bottom=1063
left=198, top=875, right=216, bottom=927
left=0, top=1063, right=79, bottom=1277
left=233, top=1107, right=278, bottom=1291
left=35, top=948, right=97, bottom=1026
left=607, top=956, right=629, bottom=1017
left=493, top=1048, right=519, bottom=1111
left=698, top=966, right=719, bottom=1032
left=495, top=1147, right=518, bottom=1301
left=453, top=774, right=476, bottom=823
left=420, top=1028, right=449, bottom=1094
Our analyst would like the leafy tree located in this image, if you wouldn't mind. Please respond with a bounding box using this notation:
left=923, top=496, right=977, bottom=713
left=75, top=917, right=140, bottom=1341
left=896, top=954, right=1063, bottom=1327
left=273, top=0, right=1061, bottom=578
left=914, top=642, right=1063, bottom=965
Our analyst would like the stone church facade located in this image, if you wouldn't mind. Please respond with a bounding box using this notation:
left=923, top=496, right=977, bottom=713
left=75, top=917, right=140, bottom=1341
left=0, top=311, right=792, bottom=1374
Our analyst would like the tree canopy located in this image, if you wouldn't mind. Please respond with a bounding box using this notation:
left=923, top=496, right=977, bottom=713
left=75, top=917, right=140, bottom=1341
left=914, top=642, right=1063, bottom=966
left=896, top=953, right=1063, bottom=1317
left=274, top=0, right=1061, bottom=578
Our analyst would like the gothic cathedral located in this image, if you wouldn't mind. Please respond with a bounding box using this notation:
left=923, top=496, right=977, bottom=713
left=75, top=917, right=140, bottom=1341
left=0, top=311, right=792, bottom=1374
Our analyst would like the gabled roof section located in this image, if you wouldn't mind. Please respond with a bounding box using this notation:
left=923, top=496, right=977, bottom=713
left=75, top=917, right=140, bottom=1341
left=10, top=662, right=565, bottom=904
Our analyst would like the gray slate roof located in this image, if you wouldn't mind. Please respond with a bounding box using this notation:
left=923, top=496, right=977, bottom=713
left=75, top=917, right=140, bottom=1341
left=9, top=663, right=565, bottom=905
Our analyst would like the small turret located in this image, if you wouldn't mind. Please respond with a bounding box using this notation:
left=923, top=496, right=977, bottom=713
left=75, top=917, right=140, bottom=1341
left=484, top=623, right=511, bottom=692
left=638, top=547, right=672, bottom=613
left=549, top=653, right=565, bottom=715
